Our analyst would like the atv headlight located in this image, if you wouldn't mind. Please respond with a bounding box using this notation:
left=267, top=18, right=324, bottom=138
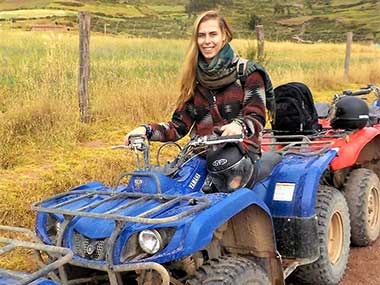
left=138, top=229, right=162, bottom=254
left=120, top=227, right=176, bottom=262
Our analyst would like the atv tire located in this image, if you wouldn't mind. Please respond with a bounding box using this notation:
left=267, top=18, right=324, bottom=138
left=292, top=186, right=350, bottom=285
left=186, top=256, right=270, bottom=285
left=344, top=168, right=380, bottom=246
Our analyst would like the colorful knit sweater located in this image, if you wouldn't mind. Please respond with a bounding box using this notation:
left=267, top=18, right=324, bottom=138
left=148, top=71, right=266, bottom=154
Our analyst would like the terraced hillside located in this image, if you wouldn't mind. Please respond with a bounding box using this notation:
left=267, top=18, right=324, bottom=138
left=0, top=0, right=379, bottom=41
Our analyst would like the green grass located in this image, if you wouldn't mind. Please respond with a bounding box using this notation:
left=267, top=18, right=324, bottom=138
left=0, top=9, right=76, bottom=19
left=49, top=2, right=145, bottom=18
left=0, top=0, right=53, bottom=10
left=0, top=0, right=379, bottom=41
left=148, top=5, right=185, bottom=13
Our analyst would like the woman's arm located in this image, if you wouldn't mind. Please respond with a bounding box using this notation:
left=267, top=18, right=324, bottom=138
left=148, top=100, right=195, bottom=142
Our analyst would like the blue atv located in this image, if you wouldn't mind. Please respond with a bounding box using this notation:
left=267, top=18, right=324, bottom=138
left=0, top=225, right=73, bottom=285
left=32, top=134, right=349, bottom=285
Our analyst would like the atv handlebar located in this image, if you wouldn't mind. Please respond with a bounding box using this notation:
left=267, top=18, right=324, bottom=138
left=340, top=85, right=380, bottom=98
left=187, top=134, right=244, bottom=147
left=112, top=134, right=245, bottom=170
left=113, top=134, right=244, bottom=149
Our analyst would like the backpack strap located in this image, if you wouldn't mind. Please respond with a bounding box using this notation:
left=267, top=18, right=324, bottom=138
left=236, top=58, right=276, bottom=122
left=237, top=58, right=249, bottom=88
left=195, top=85, right=224, bottom=125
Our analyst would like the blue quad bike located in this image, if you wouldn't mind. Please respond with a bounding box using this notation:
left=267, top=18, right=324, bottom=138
left=31, top=133, right=350, bottom=285
left=0, top=225, right=73, bottom=285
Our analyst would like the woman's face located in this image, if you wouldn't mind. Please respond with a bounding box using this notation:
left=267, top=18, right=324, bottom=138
left=197, top=19, right=226, bottom=63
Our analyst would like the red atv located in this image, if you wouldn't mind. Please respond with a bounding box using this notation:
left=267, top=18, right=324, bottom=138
left=304, top=85, right=380, bottom=247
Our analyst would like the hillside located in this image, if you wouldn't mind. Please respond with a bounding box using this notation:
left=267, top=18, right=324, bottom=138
left=0, top=0, right=379, bottom=42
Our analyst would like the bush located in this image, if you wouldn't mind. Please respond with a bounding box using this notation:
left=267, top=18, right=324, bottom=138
left=248, top=13, right=263, bottom=30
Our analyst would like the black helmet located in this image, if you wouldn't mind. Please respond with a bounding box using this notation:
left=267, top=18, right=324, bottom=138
left=206, top=143, right=257, bottom=193
left=331, top=96, right=369, bottom=130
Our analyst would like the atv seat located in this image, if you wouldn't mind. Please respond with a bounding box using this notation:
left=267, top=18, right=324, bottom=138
left=256, top=151, right=282, bottom=182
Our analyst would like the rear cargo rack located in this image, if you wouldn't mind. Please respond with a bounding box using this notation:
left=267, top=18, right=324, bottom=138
left=262, top=134, right=334, bottom=156
left=0, top=225, right=72, bottom=285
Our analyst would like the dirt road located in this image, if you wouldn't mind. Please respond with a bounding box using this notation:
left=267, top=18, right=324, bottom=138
left=340, top=238, right=380, bottom=285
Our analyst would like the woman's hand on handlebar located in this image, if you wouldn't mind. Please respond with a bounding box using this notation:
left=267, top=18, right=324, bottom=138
left=220, top=121, right=243, bottom=136
left=124, top=126, right=146, bottom=145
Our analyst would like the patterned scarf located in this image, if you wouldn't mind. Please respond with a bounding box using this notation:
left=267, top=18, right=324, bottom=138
left=197, top=43, right=239, bottom=90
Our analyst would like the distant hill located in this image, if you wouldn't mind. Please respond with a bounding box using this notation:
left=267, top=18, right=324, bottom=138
left=0, top=0, right=379, bottom=42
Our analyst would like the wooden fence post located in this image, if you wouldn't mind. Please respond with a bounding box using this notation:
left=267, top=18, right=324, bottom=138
left=104, top=23, right=110, bottom=36
left=255, top=25, right=265, bottom=59
left=344, top=32, right=353, bottom=81
left=78, top=11, right=91, bottom=123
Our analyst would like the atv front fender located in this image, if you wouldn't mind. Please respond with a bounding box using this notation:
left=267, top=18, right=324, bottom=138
left=331, top=127, right=380, bottom=170
left=182, top=188, right=273, bottom=256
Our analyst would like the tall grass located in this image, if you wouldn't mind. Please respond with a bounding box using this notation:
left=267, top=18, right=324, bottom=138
left=263, top=40, right=380, bottom=90
left=0, top=30, right=380, bottom=232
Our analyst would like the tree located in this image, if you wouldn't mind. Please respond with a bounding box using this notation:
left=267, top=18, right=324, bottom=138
left=248, top=14, right=262, bottom=30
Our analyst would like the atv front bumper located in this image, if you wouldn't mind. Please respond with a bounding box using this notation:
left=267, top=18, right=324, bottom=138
left=64, top=258, right=170, bottom=285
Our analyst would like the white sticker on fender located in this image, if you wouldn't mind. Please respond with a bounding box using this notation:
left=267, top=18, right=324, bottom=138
left=273, top=183, right=296, bottom=201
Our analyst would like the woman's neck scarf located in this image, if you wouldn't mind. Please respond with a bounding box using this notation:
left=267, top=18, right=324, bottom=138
left=196, top=43, right=239, bottom=90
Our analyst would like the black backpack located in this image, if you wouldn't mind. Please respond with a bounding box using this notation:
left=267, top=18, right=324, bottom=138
left=272, top=82, right=320, bottom=135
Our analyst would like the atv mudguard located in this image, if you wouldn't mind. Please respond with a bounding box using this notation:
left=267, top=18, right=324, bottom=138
left=259, top=149, right=337, bottom=217
left=329, top=127, right=380, bottom=170
left=182, top=188, right=273, bottom=256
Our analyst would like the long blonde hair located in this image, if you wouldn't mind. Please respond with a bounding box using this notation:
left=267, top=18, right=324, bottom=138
left=177, top=10, right=233, bottom=108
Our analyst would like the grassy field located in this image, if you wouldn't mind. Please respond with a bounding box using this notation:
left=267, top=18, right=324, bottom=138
left=0, top=0, right=379, bottom=41
left=0, top=29, right=380, bottom=269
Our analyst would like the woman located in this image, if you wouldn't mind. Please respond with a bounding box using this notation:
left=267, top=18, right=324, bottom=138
left=125, top=10, right=268, bottom=192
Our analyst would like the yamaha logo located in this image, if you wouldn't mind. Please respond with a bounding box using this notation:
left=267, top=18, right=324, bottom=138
left=189, top=173, right=201, bottom=189
left=212, top=158, right=228, bottom=167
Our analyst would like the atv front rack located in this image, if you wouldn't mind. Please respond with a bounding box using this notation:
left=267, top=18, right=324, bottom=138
left=32, top=188, right=209, bottom=225
left=262, top=134, right=334, bottom=156
left=0, top=225, right=72, bottom=285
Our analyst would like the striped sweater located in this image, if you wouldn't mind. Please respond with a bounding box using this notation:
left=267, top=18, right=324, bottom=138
left=148, top=71, right=266, bottom=153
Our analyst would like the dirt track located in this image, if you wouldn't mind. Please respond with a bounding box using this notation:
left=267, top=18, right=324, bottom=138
left=340, top=238, right=380, bottom=285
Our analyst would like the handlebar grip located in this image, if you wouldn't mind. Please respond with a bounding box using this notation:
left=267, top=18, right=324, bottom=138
left=343, top=88, right=371, bottom=96
left=352, top=89, right=372, bottom=96
left=207, top=134, right=244, bottom=142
